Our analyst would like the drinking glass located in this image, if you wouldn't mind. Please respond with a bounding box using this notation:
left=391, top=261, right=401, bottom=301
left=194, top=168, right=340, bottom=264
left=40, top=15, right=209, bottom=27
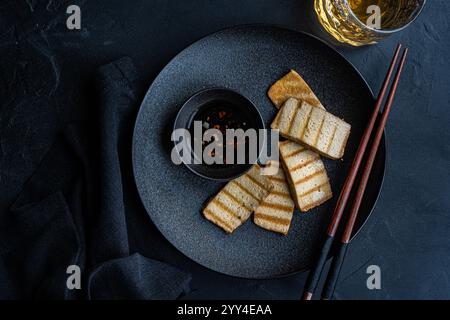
left=314, top=0, right=427, bottom=46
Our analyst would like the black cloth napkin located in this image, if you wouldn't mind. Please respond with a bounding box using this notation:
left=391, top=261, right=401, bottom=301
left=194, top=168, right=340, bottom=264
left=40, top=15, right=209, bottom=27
left=0, top=57, right=191, bottom=299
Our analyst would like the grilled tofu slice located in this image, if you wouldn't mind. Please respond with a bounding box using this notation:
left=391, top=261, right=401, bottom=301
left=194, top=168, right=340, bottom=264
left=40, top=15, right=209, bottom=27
left=273, top=98, right=351, bottom=160
left=203, top=165, right=273, bottom=233
left=268, top=69, right=325, bottom=109
left=279, top=141, right=332, bottom=212
left=254, top=163, right=295, bottom=235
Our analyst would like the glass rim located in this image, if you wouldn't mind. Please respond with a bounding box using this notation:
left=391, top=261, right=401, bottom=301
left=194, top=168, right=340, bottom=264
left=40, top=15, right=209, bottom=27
left=343, top=0, right=427, bottom=35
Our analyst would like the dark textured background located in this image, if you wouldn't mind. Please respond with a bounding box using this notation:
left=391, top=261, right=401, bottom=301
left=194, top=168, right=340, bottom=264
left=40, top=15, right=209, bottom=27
left=1, top=0, right=449, bottom=299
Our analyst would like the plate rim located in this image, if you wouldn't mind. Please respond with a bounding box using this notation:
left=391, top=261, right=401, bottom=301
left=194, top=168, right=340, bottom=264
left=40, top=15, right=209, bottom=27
left=131, top=23, right=387, bottom=279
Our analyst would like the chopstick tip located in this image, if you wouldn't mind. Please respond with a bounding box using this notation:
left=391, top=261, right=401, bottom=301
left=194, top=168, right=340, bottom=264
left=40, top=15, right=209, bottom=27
left=400, top=48, right=409, bottom=62
left=303, top=292, right=313, bottom=300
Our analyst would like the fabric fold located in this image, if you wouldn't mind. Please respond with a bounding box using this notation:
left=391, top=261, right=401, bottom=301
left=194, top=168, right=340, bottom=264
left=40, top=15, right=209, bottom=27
left=88, top=253, right=191, bottom=300
left=0, top=57, right=192, bottom=299
left=0, top=192, right=80, bottom=299
left=92, top=57, right=139, bottom=263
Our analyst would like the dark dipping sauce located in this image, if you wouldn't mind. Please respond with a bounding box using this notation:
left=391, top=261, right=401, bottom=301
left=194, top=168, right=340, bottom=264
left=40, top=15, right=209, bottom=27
left=189, top=101, right=253, bottom=167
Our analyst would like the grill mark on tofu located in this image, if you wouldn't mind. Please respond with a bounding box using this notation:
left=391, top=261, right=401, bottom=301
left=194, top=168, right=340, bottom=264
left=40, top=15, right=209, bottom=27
left=279, top=140, right=333, bottom=212
left=337, top=124, right=351, bottom=158
left=221, top=189, right=252, bottom=212
left=313, top=113, right=326, bottom=149
left=290, top=155, right=320, bottom=171
left=301, top=199, right=328, bottom=212
left=211, top=198, right=242, bottom=221
left=257, top=202, right=293, bottom=212
left=203, top=208, right=234, bottom=233
left=244, top=173, right=269, bottom=192
left=279, top=100, right=297, bottom=135
left=284, top=146, right=307, bottom=159
left=299, top=105, right=314, bottom=140
left=327, top=122, right=351, bottom=159
left=276, top=99, right=350, bottom=160
left=271, top=112, right=281, bottom=129
left=294, top=169, right=325, bottom=186
left=302, top=107, right=322, bottom=146
left=293, top=102, right=313, bottom=140
left=298, top=181, right=330, bottom=197
left=270, top=190, right=293, bottom=198
left=300, top=191, right=333, bottom=212
left=255, top=213, right=291, bottom=226
left=270, top=176, right=286, bottom=183
left=231, top=181, right=259, bottom=202
left=225, top=184, right=256, bottom=209
left=325, top=122, right=338, bottom=154
left=286, top=106, right=299, bottom=135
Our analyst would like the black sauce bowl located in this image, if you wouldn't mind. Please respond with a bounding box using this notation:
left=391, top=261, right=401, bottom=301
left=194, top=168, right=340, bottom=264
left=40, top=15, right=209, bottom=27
left=173, top=88, right=265, bottom=181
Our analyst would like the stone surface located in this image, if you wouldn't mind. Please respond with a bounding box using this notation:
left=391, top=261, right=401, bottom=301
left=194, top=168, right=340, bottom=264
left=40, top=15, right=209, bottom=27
left=1, top=0, right=449, bottom=299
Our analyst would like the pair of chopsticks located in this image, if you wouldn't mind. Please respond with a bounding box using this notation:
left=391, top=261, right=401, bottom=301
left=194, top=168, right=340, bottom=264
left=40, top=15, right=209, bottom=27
left=302, top=44, right=408, bottom=300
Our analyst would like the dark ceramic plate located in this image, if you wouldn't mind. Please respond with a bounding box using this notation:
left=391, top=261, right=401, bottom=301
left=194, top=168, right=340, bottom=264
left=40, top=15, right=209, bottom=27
left=132, top=25, right=385, bottom=278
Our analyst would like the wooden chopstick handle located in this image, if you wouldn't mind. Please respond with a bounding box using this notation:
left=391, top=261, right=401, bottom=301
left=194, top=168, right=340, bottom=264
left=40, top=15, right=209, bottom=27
left=301, top=45, right=403, bottom=301
left=326, top=44, right=402, bottom=237
left=342, top=48, right=409, bottom=244
left=302, top=235, right=334, bottom=300
left=319, top=48, right=408, bottom=300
